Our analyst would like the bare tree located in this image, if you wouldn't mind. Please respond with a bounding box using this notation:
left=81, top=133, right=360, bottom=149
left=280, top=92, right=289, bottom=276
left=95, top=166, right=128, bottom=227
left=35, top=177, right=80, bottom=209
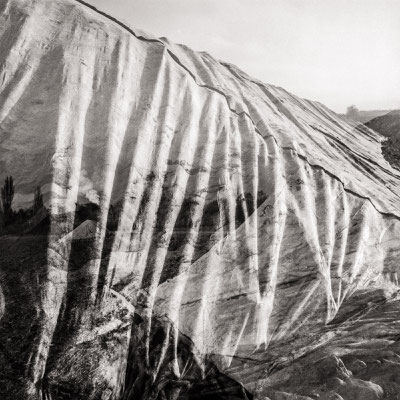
left=33, top=186, right=44, bottom=213
left=1, top=176, right=14, bottom=223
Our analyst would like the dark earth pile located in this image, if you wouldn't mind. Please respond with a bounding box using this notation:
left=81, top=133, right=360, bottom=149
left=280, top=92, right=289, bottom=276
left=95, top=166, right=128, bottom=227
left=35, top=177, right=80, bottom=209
left=366, top=110, right=400, bottom=170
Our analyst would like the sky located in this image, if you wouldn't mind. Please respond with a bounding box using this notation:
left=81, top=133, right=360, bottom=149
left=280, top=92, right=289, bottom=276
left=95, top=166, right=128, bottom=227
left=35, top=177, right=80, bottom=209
left=85, top=0, right=400, bottom=113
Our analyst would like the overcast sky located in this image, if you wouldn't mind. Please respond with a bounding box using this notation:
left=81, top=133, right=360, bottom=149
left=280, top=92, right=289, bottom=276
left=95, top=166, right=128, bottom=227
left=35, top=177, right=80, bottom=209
left=85, top=0, right=400, bottom=113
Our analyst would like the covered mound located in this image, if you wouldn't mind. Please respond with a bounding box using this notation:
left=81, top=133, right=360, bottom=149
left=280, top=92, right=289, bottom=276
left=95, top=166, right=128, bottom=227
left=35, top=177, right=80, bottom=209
left=0, top=0, right=400, bottom=399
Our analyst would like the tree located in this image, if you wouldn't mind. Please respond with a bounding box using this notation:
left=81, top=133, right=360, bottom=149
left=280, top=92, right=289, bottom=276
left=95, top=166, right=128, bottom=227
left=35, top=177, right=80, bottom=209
left=0, top=210, right=4, bottom=234
left=33, top=186, right=44, bottom=213
left=1, top=176, right=14, bottom=223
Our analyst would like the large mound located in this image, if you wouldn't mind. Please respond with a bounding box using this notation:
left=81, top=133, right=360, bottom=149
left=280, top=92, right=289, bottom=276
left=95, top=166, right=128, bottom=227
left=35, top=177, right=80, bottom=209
left=1, top=0, right=400, bottom=399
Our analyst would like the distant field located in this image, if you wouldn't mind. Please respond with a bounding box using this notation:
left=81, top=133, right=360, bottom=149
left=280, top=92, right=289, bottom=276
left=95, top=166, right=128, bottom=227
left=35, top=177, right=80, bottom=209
left=339, top=109, right=392, bottom=124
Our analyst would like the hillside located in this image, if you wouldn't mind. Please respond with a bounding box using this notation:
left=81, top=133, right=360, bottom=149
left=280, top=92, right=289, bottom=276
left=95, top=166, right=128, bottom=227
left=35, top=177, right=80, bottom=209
left=366, top=110, right=400, bottom=170
left=1, top=0, right=400, bottom=399
left=366, top=110, right=400, bottom=140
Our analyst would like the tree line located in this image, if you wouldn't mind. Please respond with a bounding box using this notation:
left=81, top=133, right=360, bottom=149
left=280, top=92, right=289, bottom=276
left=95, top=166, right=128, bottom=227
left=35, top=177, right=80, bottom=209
left=0, top=176, right=45, bottom=233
